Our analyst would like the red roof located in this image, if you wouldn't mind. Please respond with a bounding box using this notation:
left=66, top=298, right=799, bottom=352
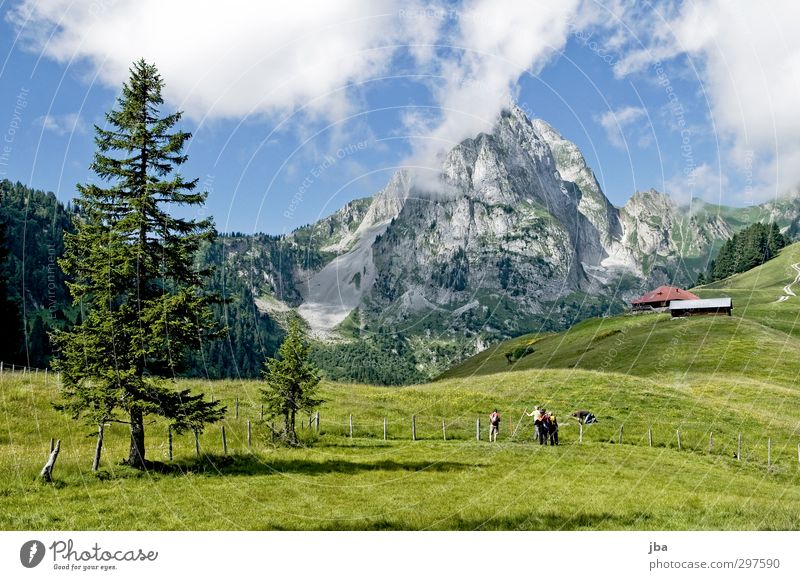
left=631, top=285, right=699, bottom=305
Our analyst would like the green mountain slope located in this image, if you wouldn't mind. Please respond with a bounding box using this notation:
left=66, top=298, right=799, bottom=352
left=694, top=240, right=800, bottom=339
left=440, top=242, right=800, bottom=386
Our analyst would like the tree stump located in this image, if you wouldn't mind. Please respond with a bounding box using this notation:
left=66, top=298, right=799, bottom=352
left=40, top=439, right=61, bottom=482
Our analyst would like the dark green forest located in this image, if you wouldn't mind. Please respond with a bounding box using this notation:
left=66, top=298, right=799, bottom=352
left=0, top=179, right=74, bottom=366
left=311, top=332, right=426, bottom=385
left=0, top=179, right=285, bottom=376
left=698, top=222, right=788, bottom=284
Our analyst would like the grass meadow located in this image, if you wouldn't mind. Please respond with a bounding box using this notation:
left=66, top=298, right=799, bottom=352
left=2, top=368, right=800, bottom=530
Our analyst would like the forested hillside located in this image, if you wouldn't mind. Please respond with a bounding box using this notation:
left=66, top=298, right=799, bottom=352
left=0, top=179, right=74, bottom=366
left=699, top=221, right=788, bottom=283
left=0, top=180, right=286, bottom=375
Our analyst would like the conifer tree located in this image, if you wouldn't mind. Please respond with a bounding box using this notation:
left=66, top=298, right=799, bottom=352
left=768, top=222, right=787, bottom=256
left=54, top=59, right=225, bottom=470
left=261, top=317, right=322, bottom=445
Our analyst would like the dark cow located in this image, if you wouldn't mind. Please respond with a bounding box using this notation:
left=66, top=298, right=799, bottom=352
left=571, top=410, right=598, bottom=424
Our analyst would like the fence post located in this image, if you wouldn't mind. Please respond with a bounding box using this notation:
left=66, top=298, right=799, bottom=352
left=618, top=425, right=624, bottom=445
left=194, top=430, right=200, bottom=456
left=579, top=421, right=583, bottom=444
left=676, top=429, right=681, bottom=451
left=476, top=418, right=481, bottom=441
left=442, top=419, right=446, bottom=441
left=648, top=427, right=652, bottom=448
left=768, top=438, right=771, bottom=468
left=315, top=412, right=320, bottom=434
left=737, top=433, right=742, bottom=461
left=235, top=398, right=239, bottom=419
left=349, top=414, right=353, bottom=438
left=412, top=415, right=416, bottom=441
left=221, top=425, right=227, bottom=455
left=708, top=432, right=713, bottom=453
left=0, top=361, right=3, bottom=373
left=92, top=424, right=104, bottom=472
left=383, top=417, right=387, bottom=441
left=168, top=426, right=173, bottom=462
left=44, top=368, right=47, bottom=384
left=247, top=420, right=252, bottom=449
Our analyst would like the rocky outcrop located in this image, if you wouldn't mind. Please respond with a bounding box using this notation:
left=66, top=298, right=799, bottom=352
left=226, top=105, right=793, bottom=343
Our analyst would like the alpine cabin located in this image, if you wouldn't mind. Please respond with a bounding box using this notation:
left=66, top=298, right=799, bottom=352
left=630, top=286, right=700, bottom=311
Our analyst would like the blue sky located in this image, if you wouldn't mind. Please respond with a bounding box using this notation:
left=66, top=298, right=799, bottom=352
left=1, top=1, right=797, bottom=234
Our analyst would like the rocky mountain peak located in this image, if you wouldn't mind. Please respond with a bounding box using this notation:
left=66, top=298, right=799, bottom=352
left=248, top=103, right=774, bottom=349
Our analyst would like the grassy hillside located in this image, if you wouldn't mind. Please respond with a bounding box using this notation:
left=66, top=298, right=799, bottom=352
left=694, top=240, right=800, bottom=339
left=2, top=368, right=800, bottom=530
left=442, top=242, right=800, bottom=385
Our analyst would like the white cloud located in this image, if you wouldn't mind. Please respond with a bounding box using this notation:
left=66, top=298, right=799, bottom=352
left=8, top=0, right=438, bottom=123
left=34, top=112, right=85, bottom=136
left=666, top=162, right=729, bottom=206
left=597, top=105, right=647, bottom=149
left=9, top=0, right=582, bottom=189
left=401, top=0, right=580, bottom=191
left=600, top=0, right=800, bottom=201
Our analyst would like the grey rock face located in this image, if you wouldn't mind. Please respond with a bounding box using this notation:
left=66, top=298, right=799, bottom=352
left=232, top=105, right=790, bottom=343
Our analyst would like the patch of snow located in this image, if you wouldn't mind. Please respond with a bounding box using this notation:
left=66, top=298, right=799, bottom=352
left=452, top=300, right=480, bottom=317
left=254, top=296, right=291, bottom=315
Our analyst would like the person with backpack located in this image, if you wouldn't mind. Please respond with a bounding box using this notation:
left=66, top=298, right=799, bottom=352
left=547, top=411, right=559, bottom=446
left=539, top=410, right=551, bottom=445
left=489, top=409, right=501, bottom=442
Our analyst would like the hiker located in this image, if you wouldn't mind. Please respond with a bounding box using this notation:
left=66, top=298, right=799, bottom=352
left=489, top=409, right=501, bottom=442
left=571, top=410, right=598, bottom=425
left=547, top=411, right=559, bottom=446
left=539, top=411, right=552, bottom=445
left=526, top=406, right=545, bottom=444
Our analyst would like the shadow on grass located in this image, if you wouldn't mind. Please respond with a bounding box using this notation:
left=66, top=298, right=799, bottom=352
left=129, top=454, right=481, bottom=478
left=307, top=510, right=651, bottom=531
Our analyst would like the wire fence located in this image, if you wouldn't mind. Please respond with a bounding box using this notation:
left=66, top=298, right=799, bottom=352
left=151, top=406, right=800, bottom=471
left=6, top=365, right=798, bottom=471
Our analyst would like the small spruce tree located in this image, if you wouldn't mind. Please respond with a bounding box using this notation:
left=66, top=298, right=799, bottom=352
left=261, top=317, right=322, bottom=445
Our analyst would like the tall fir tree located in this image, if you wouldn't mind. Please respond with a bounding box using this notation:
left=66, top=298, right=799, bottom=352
left=54, top=59, right=225, bottom=470
left=261, top=317, right=322, bottom=445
